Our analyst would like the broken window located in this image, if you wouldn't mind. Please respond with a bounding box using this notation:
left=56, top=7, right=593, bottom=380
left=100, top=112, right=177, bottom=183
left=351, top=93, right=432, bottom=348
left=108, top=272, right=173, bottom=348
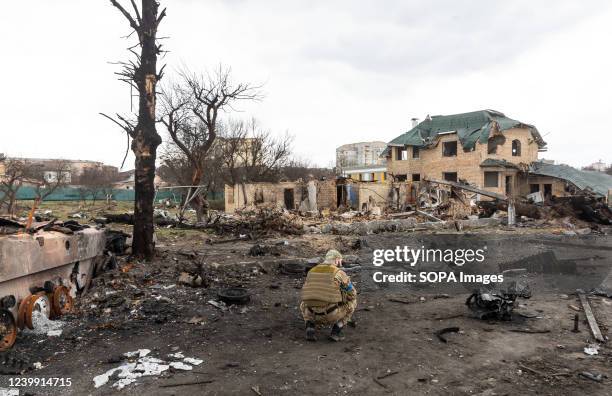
left=336, top=185, right=347, bottom=207
left=484, top=171, right=499, bottom=187
left=530, top=184, right=540, bottom=193
left=395, top=147, right=408, bottom=160
left=412, top=146, right=420, bottom=159
left=395, top=174, right=407, bottom=182
left=283, top=189, right=294, bottom=209
left=254, top=189, right=264, bottom=204
left=544, top=184, right=552, bottom=198
left=487, top=135, right=506, bottom=154
left=411, top=173, right=421, bottom=182
left=512, top=139, right=521, bottom=156
left=443, top=172, right=457, bottom=182
left=361, top=173, right=372, bottom=181
left=442, top=141, right=457, bottom=157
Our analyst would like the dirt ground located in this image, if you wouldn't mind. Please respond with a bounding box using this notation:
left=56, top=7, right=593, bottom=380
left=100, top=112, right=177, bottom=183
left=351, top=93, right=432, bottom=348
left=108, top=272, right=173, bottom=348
left=2, top=227, right=612, bottom=396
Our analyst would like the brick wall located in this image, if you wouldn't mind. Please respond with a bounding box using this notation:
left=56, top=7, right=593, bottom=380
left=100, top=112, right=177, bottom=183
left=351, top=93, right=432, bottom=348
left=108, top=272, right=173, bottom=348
left=316, top=180, right=337, bottom=210
left=387, top=127, right=539, bottom=193
left=522, top=176, right=567, bottom=197
left=357, top=182, right=391, bottom=209
left=224, top=182, right=304, bottom=212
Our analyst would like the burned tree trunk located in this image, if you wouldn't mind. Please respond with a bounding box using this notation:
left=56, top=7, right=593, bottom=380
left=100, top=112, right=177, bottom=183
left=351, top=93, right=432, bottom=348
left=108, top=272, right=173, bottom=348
left=106, top=0, right=166, bottom=260
left=132, top=3, right=162, bottom=260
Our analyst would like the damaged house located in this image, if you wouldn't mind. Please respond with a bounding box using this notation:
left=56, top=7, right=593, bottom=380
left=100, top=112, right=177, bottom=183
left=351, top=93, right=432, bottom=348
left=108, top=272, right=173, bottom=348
left=384, top=109, right=612, bottom=205
left=384, top=109, right=547, bottom=197
left=224, top=178, right=390, bottom=213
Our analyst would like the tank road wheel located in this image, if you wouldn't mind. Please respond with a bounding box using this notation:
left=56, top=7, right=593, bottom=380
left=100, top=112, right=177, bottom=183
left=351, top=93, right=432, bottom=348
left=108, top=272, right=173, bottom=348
left=0, top=310, right=17, bottom=351
left=16, top=296, right=32, bottom=330
left=51, top=286, right=73, bottom=317
left=25, top=293, right=51, bottom=330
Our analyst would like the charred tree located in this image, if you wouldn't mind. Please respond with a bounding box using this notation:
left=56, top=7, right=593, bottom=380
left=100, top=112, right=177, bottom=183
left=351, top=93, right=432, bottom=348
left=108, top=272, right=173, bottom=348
left=104, top=0, right=166, bottom=260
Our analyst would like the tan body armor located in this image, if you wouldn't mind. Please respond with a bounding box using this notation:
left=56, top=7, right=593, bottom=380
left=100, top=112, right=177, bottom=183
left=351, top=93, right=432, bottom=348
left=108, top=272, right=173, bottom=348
left=301, top=264, right=343, bottom=305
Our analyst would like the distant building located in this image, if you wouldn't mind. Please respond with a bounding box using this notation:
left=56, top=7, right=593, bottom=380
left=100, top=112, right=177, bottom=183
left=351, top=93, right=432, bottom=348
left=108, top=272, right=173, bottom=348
left=336, top=141, right=387, bottom=182
left=585, top=160, right=608, bottom=172
left=112, top=169, right=169, bottom=190
left=43, top=170, right=72, bottom=184
left=0, top=155, right=118, bottom=185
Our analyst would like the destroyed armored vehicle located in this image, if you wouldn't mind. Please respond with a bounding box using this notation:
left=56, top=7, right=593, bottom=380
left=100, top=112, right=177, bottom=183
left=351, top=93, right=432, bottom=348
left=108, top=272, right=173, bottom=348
left=0, top=220, right=107, bottom=350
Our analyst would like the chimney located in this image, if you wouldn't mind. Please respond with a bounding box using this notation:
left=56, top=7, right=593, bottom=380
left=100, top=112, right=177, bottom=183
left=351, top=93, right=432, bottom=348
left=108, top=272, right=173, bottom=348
left=411, top=118, right=419, bottom=128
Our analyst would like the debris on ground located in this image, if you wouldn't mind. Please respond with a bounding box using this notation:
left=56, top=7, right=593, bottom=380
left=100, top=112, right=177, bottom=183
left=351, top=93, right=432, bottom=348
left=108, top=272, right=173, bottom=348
left=178, top=272, right=203, bottom=287
left=465, top=281, right=531, bottom=320
left=435, top=327, right=460, bottom=343
left=578, top=293, right=606, bottom=342
left=583, top=344, right=599, bottom=356
left=22, top=312, right=65, bottom=337
left=579, top=371, right=606, bottom=382
left=93, top=349, right=204, bottom=390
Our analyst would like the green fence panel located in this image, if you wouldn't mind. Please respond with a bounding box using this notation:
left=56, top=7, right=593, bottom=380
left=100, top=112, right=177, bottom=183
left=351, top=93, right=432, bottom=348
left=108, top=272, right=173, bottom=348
left=2, top=186, right=224, bottom=202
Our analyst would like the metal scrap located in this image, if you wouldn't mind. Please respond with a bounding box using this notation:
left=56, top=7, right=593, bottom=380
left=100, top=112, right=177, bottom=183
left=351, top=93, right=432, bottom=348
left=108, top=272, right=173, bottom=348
left=465, top=281, right=531, bottom=320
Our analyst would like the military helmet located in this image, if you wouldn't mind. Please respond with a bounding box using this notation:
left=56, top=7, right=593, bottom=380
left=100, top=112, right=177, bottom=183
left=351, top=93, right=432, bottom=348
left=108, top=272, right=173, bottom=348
left=323, top=249, right=343, bottom=264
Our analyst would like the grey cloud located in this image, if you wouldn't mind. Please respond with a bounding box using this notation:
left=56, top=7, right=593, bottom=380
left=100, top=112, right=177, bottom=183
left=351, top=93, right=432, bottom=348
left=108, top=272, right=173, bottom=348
left=299, top=0, right=609, bottom=76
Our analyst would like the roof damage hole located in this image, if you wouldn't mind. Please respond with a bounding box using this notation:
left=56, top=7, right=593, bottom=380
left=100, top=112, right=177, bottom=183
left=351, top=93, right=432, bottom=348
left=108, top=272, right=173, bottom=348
left=487, top=135, right=506, bottom=154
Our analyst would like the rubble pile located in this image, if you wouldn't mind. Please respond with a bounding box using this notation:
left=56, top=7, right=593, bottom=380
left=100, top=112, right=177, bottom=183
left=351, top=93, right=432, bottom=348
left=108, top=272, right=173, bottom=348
left=208, top=207, right=305, bottom=237
left=549, top=195, right=612, bottom=225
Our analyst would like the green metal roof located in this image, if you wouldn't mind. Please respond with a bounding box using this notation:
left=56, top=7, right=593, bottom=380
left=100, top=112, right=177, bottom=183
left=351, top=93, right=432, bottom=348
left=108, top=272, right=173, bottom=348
left=385, top=109, right=546, bottom=153
left=529, top=162, right=612, bottom=197
left=480, top=158, right=520, bottom=169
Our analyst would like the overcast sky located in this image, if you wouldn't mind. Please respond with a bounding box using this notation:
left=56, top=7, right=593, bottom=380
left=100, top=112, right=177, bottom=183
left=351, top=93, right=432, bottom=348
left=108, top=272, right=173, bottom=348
left=1, top=0, right=611, bottom=169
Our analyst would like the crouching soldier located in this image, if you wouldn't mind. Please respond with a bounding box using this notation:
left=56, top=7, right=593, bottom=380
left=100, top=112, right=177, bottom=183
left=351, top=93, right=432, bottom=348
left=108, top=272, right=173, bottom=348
left=300, top=250, right=357, bottom=341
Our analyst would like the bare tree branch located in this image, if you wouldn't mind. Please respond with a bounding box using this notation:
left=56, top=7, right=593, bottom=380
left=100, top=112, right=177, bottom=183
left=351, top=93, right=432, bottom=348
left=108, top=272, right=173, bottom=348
left=158, top=66, right=262, bottom=222
left=110, top=0, right=141, bottom=42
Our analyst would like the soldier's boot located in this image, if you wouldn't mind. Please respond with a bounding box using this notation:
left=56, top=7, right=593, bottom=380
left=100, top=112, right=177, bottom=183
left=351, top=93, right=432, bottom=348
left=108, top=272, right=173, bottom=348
left=329, top=322, right=345, bottom=342
left=305, top=321, right=316, bottom=341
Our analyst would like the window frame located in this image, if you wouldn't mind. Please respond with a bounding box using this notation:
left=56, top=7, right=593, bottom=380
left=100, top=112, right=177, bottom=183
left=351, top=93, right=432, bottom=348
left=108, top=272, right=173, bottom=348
left=512, top=139, right=521, bottom=156
left=442, top=141, right=458, bottom=157
left=484, top=171, right=499, bottom=188
left=442, top=172, right=458, bottom=182
left=395, top=147, right=408, bottom=161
